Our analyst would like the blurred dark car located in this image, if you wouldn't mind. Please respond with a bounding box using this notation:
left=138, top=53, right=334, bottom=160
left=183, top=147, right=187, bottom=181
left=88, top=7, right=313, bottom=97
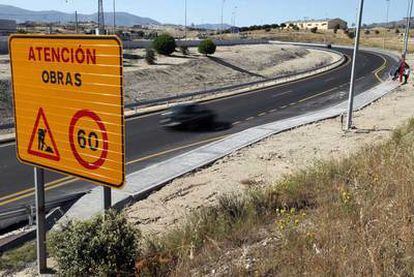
left=160, top=103, right=216, bottom=129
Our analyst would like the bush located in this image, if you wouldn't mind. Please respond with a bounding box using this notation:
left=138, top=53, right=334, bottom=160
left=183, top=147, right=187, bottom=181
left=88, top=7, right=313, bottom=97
left=50, top=211, right=140, bottom=276
left=310, top=27, right=318, bottom=33
left=375, top=30, right=380, bottom=35
left=198, top=38, right=217, bottom=56
left=179, top=45, right=189, bottom=55
left=347, top=31, right=356, bottom=39
left=364, top=30, right=370, bottom=35
left=145, top=48, right=156, bottom=65
left=395, top=28, right=400, bottom=34
left=152, top=34, right=176, bottom=55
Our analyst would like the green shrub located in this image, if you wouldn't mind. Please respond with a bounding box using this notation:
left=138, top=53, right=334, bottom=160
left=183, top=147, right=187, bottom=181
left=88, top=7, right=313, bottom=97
left=145, top=47, right=156, bottom=65
left=50, top=211, right=140, bottom=276
left=152, top=34, right=176, bottom=55
left=198, top=39, right=217, bottom=56
left=347, top=31, right=356, bottom=39
left=179, top=45, right=189, bottom=55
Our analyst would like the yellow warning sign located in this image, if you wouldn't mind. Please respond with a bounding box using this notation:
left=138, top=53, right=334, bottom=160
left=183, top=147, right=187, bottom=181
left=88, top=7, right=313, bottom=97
left=9, top=35, right=125, bottom=188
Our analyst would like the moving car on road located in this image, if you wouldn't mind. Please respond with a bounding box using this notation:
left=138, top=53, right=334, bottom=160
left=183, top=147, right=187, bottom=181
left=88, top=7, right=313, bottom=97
left=160, top=103, right=217, bottom=129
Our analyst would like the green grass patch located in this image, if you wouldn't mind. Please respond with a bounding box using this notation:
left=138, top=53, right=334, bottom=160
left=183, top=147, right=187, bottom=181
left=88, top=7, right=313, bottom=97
left=0, top=242, right=37, bottom=272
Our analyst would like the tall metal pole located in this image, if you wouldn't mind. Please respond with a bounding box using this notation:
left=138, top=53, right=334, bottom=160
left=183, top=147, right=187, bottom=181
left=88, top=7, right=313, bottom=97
left=383, top=0, right=390, bottom=49
left=404, top=0, right=414, bottom=56
left=35, top=167, right=47, bottom=274
left=221, top=0, right=225, bottom=38
left=346, top=0, right=364, bottom=130
left=75, top=10, right=79, bottom=34
left=113, top=0, right=116, bottom=34
left=98, top=0, right=105, bottom=35
left=184, top=0, right=187, bottom=38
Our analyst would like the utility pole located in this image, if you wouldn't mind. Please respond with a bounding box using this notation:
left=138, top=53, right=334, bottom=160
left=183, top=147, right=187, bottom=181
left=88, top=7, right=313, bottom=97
left=75, top=10, right=79, bottom=34
left=113, top=0, right=116, bottom=34
left=221, top=0, right=225, bottom=38
left=184, top=0, right=187, bottom=38
left=383, top=0, right=390, bottom=49
left=98, top=0, right=105, bottom=35
left=346, top=0, right=364, bottom=130
left=404, top=0, right=414, bottom=56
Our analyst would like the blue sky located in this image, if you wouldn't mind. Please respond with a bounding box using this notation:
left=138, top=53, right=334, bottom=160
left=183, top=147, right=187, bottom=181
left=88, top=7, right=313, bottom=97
left=0, top=0, right=409, bottom=26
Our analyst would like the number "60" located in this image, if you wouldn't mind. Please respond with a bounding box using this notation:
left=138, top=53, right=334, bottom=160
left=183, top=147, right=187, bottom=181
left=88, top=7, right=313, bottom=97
left=77, top=130, right=99, bottom=151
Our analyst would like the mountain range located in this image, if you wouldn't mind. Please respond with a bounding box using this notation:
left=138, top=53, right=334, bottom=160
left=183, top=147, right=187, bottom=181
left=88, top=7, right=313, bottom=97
left=0, top=4, right=160, bottom=26
left=0, top=4, right=232, bottom=30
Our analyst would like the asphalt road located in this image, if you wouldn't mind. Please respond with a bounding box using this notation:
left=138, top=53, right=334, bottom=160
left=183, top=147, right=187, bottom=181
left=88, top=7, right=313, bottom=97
left=0, top=46, right=395, bottom=213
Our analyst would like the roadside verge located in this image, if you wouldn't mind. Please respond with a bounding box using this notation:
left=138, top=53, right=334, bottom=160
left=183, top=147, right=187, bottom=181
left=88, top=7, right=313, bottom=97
left=57, top=59, right=399, bottom=224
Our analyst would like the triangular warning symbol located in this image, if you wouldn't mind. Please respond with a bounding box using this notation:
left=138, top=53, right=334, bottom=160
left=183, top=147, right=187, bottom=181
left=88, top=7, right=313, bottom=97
left=27, top=108, right=60, bottom=161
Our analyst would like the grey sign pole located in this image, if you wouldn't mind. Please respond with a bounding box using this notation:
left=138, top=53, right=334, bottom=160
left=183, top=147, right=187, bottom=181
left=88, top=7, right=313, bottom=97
left=346, top=0, right=365, bottom=130
left=34, top=167, right=47, bottom=274
left=404, top=0, right=414, bottom=57
left=103, top=187, right=112, bottom=210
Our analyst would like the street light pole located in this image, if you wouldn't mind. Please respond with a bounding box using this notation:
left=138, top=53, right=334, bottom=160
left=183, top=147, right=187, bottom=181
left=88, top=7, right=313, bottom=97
left=404, top=0, right=414, bottom=56
left=221, top=0, right=225, bottom=38
left=113, top=0, right=116, bottom=34
left=346, top=0, right=365, bottom=130
left=383, top=0, right=390, bottom=49
left=184, top=0, right=187, bottom=38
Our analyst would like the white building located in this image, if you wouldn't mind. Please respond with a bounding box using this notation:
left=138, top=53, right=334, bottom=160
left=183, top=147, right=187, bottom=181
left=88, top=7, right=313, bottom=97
left=287, top=18, right=348, bottom=31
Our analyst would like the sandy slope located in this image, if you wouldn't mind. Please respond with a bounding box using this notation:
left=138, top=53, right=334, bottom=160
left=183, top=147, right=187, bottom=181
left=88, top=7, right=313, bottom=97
left=122, top=45, right=333, bottom=103
left=125, top=78, right=414, bottom=237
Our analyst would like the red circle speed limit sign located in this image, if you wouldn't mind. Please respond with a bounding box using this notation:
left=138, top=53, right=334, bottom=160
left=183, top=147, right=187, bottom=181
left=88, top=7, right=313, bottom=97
left=69, top=110, right=109, bottom=170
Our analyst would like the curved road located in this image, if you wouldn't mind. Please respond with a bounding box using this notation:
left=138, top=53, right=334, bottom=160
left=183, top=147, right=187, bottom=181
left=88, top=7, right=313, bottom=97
left=0, top=46, right=395, bottom=213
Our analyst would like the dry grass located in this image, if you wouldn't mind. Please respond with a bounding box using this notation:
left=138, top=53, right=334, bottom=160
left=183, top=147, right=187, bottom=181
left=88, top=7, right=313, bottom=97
left=242, top=28, right=414, bottom=54
left=136, top=118, right=414, bottom=276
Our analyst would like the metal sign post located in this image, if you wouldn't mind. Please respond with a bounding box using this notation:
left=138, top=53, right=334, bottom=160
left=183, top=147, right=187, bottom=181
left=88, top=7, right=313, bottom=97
left=34, top=167, right=47, bottom=274
left=346, top=0, right=365, bottom=130
left=103, top=187, right=112, bottom=210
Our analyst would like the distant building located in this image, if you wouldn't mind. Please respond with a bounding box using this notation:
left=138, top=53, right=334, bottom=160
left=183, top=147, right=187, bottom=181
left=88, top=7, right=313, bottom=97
left=286, top=18, right=348, bottom=30
left=0, top=19, right=16, bottom=35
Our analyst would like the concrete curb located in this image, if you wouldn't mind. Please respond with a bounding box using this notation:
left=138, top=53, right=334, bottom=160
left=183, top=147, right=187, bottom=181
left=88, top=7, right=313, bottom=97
left=56, top=76, right=399, bottom=224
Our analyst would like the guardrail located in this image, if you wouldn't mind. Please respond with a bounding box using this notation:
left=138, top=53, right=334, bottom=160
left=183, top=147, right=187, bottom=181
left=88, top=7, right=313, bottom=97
left=0, top=192, right=85, bottom=230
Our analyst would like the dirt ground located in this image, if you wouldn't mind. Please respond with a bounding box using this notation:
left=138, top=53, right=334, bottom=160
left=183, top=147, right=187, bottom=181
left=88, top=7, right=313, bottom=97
left=125, top=74, right=414, bottom=237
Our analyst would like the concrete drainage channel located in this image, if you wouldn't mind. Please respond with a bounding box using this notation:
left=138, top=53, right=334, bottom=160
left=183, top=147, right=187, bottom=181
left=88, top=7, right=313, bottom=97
left=0, top=44, right=399, bottom=250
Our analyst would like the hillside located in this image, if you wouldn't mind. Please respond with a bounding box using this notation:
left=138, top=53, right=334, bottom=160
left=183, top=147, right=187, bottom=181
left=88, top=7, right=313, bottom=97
left=0, top=4, right=160, bottom=26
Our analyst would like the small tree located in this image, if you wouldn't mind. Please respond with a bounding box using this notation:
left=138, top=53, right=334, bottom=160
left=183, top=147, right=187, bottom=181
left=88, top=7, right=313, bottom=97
left=395, top=28, right=400, bottom=34
left=180, top=45, right=190, bottom=55
left=375, top=30, right=380, bottom=35
left=347, top=31, right=356, bottom=39
left=364, top=30, right=371, bottom=35
left=152, top=34, right=176, bottom=55
left=198, top=39, right=217, bottom=56
left=280, top=23, right=287, bottom=29
left=145, top=48, right=156, bottom=65
left=310, top=27, right=318, bottom=33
